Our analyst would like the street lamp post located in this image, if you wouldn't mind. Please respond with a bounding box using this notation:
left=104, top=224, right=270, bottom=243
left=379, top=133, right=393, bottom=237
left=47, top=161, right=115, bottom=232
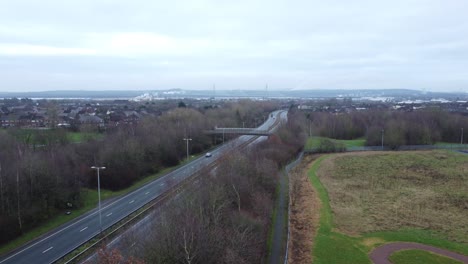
left=381, top=129, right=384, bottom=150
left=461, top=128, right=464, bottom=145
left=309, top=120, right=312, bottom=137
left=183, top=138, right=192, bottom=160
left=91, top=166, right=105, bottom=234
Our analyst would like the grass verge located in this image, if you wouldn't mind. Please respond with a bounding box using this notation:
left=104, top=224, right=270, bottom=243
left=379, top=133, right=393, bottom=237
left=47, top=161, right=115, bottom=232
left=308, top=155, right=370, bottom=264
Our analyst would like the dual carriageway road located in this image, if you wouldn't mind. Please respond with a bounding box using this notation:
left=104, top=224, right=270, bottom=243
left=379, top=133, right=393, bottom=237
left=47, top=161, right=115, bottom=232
left=0, top=110, right=287, bottom=264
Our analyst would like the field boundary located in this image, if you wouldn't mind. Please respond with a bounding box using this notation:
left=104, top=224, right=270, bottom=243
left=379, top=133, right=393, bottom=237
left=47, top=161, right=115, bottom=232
left=282, top=152, right=304, bottom=264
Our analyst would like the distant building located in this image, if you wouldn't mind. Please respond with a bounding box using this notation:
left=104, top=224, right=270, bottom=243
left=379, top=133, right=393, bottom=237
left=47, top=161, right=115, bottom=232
left=78, top=114, right=104, bottom=125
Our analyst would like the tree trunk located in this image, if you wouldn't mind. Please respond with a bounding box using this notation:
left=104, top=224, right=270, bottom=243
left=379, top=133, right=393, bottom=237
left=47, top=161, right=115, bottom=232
left=16, top=146, right=23, bottom=231
left=17, top=169, right=22, bottom=231
left=0, top=162, right=4, bottom=213
left=231, top=183, right=241, bottom=212
left=183, top=230, right=195, bottom=264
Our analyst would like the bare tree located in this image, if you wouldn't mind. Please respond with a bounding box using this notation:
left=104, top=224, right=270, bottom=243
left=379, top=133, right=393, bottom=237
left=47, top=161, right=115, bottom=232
left=182, top=229, right=197, bottom=264
left=16, top=145, right=23, bottom=231
left=0, top=162, right=4, bottom=213
left=93, top=246, right=145, bottom=264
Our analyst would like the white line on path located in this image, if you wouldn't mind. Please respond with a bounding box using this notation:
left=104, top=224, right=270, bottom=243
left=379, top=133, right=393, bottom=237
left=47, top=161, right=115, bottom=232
left=160, top=183, right=165, bottom=186
left=106, top=213, right=113, bottom=217
left=145, top=192, right=149, bottom=195
left=129, top=200, right=134, bottom=204
left=79, top=227, right=88, bottom=232
left=42, top=247, right=53, bottom=254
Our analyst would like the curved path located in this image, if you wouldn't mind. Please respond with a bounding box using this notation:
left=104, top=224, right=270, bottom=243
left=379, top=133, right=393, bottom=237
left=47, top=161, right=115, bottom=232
left=369, top=242, right=468, bottom=264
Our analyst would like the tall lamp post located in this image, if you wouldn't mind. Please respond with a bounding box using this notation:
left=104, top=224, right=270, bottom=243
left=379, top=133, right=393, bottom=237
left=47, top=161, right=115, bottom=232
left=91, top=166, right=105, bottom=234
left=309, top=120, right=312, bottom=137
left=381, top=129, right=384, bottom=150
left=461, top=128, right=464, bottom=145
left=183, top=138, right=192, bottom=160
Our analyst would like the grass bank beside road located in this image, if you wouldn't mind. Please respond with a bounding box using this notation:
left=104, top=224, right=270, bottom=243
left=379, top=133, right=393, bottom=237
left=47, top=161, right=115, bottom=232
left=307, top=150, right=468, bottom=264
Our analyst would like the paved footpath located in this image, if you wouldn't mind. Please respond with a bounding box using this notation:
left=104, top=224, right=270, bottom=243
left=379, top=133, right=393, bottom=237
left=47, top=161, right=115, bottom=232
left=268, top=169, right=288, bottom=264
left=369, top=242, right=468, bottom=264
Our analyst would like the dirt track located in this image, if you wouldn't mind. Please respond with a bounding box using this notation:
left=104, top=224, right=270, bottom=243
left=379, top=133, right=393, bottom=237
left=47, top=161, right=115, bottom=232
left=369, top=242, right=468, bottom=264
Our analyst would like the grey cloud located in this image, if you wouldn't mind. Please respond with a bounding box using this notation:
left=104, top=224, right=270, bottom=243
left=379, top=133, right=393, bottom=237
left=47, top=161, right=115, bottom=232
left=0, top=0, right=468, bottom=91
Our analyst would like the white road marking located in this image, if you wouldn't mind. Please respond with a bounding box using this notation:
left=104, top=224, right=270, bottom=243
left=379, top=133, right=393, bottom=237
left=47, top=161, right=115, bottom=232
left=145, top=191, right=149, bottom=195
left=106, top=213, right=113, bottom=217
left=42, top=247, right=53, bottom=254
left=160, top=183, right=165, bottom=186
left=129, top=200, right=134, bottom=204
left=80, top=227, right=88, bottom=232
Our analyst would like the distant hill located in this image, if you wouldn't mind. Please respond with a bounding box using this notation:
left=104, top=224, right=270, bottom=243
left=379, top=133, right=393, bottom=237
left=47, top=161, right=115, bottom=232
left=0, top=89, right=466, bottom=100
left=0, top=90, right=147, bottom=99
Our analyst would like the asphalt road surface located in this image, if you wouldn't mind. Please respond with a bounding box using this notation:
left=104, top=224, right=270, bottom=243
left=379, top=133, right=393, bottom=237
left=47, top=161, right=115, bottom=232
left=0, top=110, right=287, bottom=264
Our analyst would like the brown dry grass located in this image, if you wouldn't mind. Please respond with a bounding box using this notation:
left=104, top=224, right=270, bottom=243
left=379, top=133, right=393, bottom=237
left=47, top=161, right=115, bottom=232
left=317, top=150, right=468, bottom=243
left=287, top=155, right=321, bottom=264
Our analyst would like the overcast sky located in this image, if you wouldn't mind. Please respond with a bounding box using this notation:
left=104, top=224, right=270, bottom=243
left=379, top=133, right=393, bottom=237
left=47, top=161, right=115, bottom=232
left=0, top=0, right=467, bottom=92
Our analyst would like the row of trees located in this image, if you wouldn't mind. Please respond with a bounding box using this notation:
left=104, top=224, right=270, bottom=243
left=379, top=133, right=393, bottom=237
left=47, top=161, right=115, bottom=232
left=94, top=110, right=307, bottom=263
left=0, top=130, right=82, bottom=244
left=307, top=109, right=468, bottom=148
left=0, top=100, right=278, bottom=246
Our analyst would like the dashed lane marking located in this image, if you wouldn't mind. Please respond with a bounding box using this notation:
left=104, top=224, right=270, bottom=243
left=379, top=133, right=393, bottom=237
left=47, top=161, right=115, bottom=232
left=42, top=247, right=53, bottom=254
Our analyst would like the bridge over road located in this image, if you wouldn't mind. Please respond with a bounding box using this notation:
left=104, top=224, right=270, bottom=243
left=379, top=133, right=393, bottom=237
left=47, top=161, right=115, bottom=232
left=205, top=127, right=272, bottom=136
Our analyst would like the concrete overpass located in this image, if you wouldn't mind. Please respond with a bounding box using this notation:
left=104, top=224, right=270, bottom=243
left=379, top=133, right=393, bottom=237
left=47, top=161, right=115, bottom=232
left=205, top=127, right=272, bottom=136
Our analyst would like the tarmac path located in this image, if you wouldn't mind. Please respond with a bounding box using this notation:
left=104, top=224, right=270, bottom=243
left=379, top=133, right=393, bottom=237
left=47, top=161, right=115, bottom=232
left=369, top=242, right=468, bottom=264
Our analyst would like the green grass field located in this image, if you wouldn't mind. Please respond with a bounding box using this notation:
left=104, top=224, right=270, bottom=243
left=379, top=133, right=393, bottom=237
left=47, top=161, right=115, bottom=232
left=66, top=132, right=102, bottom=143
left=307, top=151, right=468, bottom=264
left=305, top=137, right=366, bottom=149
left=10, top=129, right=102, bottom=145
